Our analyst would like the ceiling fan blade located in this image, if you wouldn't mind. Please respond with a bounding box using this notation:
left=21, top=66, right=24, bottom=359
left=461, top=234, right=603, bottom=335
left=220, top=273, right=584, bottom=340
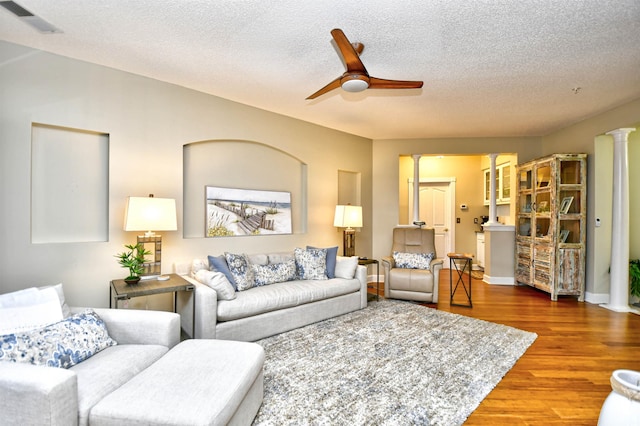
left=330, top=28, right=367, bottom=74
left=306, top=76, right=342, bottom=100
left=369, top=77, right=424, bottom=89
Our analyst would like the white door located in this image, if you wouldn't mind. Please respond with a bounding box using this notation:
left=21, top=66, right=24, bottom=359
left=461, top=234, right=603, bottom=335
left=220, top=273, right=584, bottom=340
left=409, top=180, right=454, bottom=263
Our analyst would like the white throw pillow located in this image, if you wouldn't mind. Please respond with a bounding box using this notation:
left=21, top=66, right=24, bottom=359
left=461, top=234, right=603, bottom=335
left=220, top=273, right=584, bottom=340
left=335, top=256, right=359, bottom=279
left=39, top=283, right=71, bottom=318
left=191, top=257, right=210, bottom=277
left=195, top=270, right=236, bottom=300
left=0, top=286, right=64, bottom=335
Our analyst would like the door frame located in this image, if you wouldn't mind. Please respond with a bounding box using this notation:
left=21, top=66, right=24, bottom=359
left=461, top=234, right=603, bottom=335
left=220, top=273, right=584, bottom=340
left=407, top=177, right=456, bottom=264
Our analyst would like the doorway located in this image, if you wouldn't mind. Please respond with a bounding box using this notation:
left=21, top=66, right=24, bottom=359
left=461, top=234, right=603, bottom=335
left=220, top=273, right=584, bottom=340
left=408, top=178, right=456, bottom=264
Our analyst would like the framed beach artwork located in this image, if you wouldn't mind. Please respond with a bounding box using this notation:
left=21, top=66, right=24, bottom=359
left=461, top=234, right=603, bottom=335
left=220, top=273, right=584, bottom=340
left=205, top=186, right=292, bottom=237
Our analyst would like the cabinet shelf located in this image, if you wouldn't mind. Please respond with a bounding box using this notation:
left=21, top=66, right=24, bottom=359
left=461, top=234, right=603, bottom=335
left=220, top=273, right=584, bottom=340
left=515, top=153, right=586, bottom=301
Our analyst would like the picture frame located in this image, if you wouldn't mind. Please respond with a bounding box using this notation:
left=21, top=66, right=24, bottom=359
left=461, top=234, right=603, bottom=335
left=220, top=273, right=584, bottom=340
left=559, top=196, right=574, bottom=214
left=537, top=201, right=548, bottom=212
left=559, top=229, right=570, bottom=243
left=537, top=179, right=549, bottom=188
left=205, top=186, right=292, bottom=237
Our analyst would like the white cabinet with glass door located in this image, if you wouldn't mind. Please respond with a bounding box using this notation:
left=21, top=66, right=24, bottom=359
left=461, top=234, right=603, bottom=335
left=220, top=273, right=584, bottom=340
left=483, top=162, right=511, bottom=205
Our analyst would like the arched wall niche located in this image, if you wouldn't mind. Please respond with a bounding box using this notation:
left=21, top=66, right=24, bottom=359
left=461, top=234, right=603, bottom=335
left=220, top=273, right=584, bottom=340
left=183, top=139, right=307, bottom=238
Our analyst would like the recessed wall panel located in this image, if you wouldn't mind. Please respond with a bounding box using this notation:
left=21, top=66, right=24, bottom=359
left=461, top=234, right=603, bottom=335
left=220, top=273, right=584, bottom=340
left=31, top=123, right=109, bottom=243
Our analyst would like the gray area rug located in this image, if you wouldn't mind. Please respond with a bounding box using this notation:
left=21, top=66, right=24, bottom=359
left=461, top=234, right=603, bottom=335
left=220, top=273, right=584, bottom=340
left=253, top=299, right=537, bottom=425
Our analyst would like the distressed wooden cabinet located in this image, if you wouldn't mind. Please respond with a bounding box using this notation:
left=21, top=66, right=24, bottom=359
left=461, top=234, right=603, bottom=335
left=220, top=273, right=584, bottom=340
left=515, top=154, right=587, bottom=301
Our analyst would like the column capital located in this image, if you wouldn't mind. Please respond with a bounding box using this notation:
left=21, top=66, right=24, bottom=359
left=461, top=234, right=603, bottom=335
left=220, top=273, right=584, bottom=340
left=487, top=153, right=499, bottom=160
left=606, top=128, right=636, bottom=140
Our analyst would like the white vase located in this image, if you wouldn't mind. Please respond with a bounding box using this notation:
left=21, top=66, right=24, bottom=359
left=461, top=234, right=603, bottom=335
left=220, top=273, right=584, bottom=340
left=598, top=369, right=640, bottom=425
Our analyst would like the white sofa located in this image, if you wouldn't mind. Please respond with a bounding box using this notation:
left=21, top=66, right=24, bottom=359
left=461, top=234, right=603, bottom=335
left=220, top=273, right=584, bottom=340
left=178, top=251, right=368, bottom=341
left=0, top=286, right=266, bottom=426
left=0, top=306, right=180, bottom=425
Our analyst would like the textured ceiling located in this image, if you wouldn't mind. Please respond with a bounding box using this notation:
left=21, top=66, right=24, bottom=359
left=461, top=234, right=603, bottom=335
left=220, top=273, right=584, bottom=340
left=1, top=0, right=639, bottom=139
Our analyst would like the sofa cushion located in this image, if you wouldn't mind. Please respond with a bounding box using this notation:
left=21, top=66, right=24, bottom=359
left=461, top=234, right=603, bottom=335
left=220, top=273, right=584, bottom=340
left=216, top=278, right=360, bottom=321
left=195, top=270, right=236, bottom=300
left=267, top=252, right=295, bottom=264
left=0, top=286, right=63, bottom=334
left=0, top=309, right=116, bottom=369
left=89, top=340, right=264, bottom=426
left=335, top=256, right=359, bottom=279
left=252, top=259, right=297, bottom=287
left=307, top=245, right=338, bottom=278
left=247, top=253, right=269, bottom=265
left=225, top=252, right=255, bottom=291
left=294, top=247, right=328, bottom=280
left=208, top=255, right=238, bottom=291
left=393, top=251, right=435, bottom=269
left=71, top=344, right=168, bottom=426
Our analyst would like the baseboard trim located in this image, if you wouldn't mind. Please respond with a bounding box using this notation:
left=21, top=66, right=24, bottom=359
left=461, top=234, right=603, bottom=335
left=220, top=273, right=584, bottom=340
left=483, top=275, right=515, bottom=285
left=585, top=292, right=609, bottom=305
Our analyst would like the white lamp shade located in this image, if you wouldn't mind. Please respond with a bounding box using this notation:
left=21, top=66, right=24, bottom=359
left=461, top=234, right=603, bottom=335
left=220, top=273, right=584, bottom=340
left=333, top=205, right=363, bottom=228
left=124, top=196, right=177, bottom=232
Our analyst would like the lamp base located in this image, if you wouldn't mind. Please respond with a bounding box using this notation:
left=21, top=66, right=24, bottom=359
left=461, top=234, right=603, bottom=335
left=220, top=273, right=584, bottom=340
left=343, top=228, right=356, bottom=257
left=137, top=234, right=162, bottom=277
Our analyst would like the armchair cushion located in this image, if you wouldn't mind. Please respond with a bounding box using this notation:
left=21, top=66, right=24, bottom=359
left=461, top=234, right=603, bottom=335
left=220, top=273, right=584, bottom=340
left=392, top=251, right=435, bottom=269
left=0, top=309, right=116, bottom=369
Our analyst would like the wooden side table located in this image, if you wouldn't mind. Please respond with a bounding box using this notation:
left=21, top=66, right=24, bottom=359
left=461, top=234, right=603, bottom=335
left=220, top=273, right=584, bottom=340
left=447, top=252, right=473, bottom=307
left=358, top=258, right=380, bottom=301
left=110, top=274, right=196, bottom=337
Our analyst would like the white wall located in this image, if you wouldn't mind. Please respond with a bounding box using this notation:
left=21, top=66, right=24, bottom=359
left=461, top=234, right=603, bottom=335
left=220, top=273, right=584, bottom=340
left=0, top=42, right=372, bottom=308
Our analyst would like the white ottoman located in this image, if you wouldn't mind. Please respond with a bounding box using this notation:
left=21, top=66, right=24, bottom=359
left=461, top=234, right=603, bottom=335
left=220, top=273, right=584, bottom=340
left=90, top=339, right=265, bottom=426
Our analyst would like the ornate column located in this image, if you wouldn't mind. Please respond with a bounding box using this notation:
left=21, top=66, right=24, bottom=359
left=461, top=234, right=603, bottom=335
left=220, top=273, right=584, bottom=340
left=486, top=153, right=498, bottom=226
left=603, top=127, right=636, bottom=312
left=412, top=154, right=421, bottom=224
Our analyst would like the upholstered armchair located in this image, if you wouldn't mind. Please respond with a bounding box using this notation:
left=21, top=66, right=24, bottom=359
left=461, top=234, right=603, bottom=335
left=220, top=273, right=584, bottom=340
left=381, top=227, right=444, bottom=303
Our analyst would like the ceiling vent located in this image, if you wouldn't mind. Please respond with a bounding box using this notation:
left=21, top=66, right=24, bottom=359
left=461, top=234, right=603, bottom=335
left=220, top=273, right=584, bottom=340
left=0, top=0, right=62, bottom=33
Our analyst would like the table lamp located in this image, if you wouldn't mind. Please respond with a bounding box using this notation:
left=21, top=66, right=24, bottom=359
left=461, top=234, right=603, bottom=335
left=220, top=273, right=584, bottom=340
left=124, top=194, right=177, bottom=278
left=334, top=205, right=362, bottom=256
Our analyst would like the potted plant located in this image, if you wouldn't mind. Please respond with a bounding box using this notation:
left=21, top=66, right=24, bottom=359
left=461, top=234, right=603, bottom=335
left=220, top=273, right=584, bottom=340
left=115, top=243, right=151, bottom=284
left=630, top=259, right=640, bottom=307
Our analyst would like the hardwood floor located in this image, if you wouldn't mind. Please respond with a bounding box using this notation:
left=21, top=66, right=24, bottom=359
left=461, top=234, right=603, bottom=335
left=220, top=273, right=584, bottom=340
left=370, top=269, right=640, bottom=425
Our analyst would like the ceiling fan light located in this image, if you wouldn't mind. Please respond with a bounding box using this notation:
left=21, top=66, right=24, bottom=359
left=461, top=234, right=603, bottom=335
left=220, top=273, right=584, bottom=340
left=341, top=79, right=369, bottom=93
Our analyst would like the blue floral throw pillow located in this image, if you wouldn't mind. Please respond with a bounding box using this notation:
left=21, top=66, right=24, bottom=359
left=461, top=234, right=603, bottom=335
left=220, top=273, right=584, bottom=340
left=393, top=251, right=435, bottom=269
left=294, top=247, right=328, bottom=280
left=252, top=259, right=297, bottom=286
left=224, top=252, right=255, bottom=291
left=0, top=309, right=116, bottom=369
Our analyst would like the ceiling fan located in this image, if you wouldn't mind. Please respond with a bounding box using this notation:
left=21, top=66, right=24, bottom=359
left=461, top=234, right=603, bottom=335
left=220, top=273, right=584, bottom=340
left=306, top=28, right=423, bottom=100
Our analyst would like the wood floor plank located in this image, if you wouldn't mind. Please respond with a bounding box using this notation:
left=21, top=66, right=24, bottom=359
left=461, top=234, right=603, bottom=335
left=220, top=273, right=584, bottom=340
left=372, top=270, right=640, bottom=424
